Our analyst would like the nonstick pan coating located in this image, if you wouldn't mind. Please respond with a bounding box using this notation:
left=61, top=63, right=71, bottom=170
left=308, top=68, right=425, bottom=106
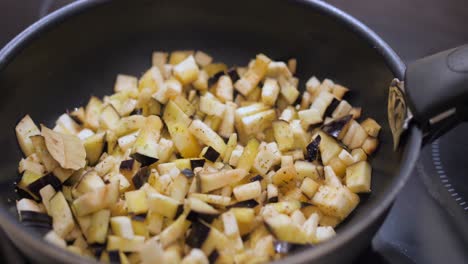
left=0, top=0, right=422, bottom=263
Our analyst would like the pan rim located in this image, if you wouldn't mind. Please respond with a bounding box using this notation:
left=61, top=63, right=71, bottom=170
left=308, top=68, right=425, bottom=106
left=0, top=0, right=421, bottom=263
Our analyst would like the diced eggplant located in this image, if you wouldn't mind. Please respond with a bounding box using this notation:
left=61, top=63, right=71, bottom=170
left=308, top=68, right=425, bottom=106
left=130, top=153, right=158, bottom=167
left=181, top=168, right=195, bottom=178
left=360, top=118, right=381, bottom=137
left=346, top=161, right=372, bottom=193
left=189, top=193, right=231, bottom=206
left=227, top=199, right=259, bottom=209
left=306, top=135, right=321, bottom=162
left=73, top=181, right=119, bottom=216
left=50, top=192, right=75, bottom=238
left=28, top=174, right=62, bottom=198
left=188, top=197, right=219, bottom=215
left=107, top=235, right=145, bottom=253
left=233, top=181, right=262, bottom=202
left=87, top=210, right=111, bottom=244
left=173, top=55, right=199, bottom=85
left=189, top=120, right=227, bottom=156
left=160, top=214, right=191, bottom=247
left=125, top=189, right=149, bottom=215
left=147, top=193, right=182, bottom=219
left=84, top=132, right=106, bottom=166
left=16, top=115, right=41, bottom=157
left=186, top=220, right=211, bottom=248
left=189, top=159, right=205, bottom=169
left=236, top=138, right=259, bottom=172
left=108, top=250, right=121, bottom=264
left=234, top=54, right=270, bottom=96
left=132, top=167, right=150, bottom=189
left=272, top=165, right=297, bottom=186
left=74, top=170, right=105, bottom=196
left=317, top=131, right=343, bottom=165
left=264, top=214, right=308, bottom=244
left=199, top=169, right=248, bottom=193
left=119, top=159, right=135, bottom=172
left=110, top=216, right=135, bottom=239
left=202, top=146, right=220, bottom=162
left=272, top=120, right=294, bottom=152
left=321, top=115, right=352, bottom=139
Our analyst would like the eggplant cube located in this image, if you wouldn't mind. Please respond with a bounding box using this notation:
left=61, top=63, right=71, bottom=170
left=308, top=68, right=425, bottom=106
left=50, top=192, right=75, bottom=238
left=233, top=181, right=262, bottom=202
left=311, top=185, right=359, bottom=219
left=199, top=169, right=248, bottom=193
left=16, top=115, right=41, bottom=157
left=147, top=193, right=181, bottom=219
left=173, top=55, right=200, bottom=85
left=345, top=161, right=371, bottom=193
left=107, top=235, right=145, bottom=252
left=125, top=190, right=149, bottom=215
left=300, top=178, right=320, bottom=199
left=261, top=78, right=280, bottom=106
left=272, top=120, right=294, bottom=152
left=110, top=216, right=135, bottom=239
left=87, top=209, right=111, bottom=244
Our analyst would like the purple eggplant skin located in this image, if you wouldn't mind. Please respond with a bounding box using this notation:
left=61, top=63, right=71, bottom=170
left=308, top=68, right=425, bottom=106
left=321, top=115, right=352, bottom=139
left=190, top=158, right=206, bottom=169
left=27, top=174, right=62, bottom=198
left=89, top=243, right=106, bottom=258
left=208, top=71, right=225, bottom=87
left=203, top=146, right=220, bottom=162
left=130, top=153, right=158, bottom=167
left=119, top=159, right=135, bottom=171
left=181, top=168, right=195, bottom=178
left=19, top=210, right=52, bottom=224
left=130, top=108, right=143, bottom=116
left=187, top=211, right=218, bottom=224
left=132, top=167, right=150, bottom=189
left=208, top=250, right=220, bottom=264
left=227, top=199, right=259, bottom=209
left=186, top=220, right=211, bottom=248
left=227, top=68, right=240, bottom=83
left=250, top=175, right=263, bottom=182
left=306, top=135, right=321, bottom=162
left=324, top=98, right=340, bottom=118
left=267, top=196, right=279, bottom=203
left=108, top=250, right=121, bottom=264
left=131, top=214, right=147, bottom=222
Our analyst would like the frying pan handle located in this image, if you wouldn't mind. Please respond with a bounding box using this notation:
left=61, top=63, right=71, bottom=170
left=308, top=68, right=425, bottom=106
left=405, top=44, right=468, bottom=144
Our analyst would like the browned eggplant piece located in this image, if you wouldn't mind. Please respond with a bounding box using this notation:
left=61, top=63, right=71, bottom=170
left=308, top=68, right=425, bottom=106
left=186, top=220, right=211, bottom=248
left=132, top=167, right=150, bottom=189
left=306, top=135, right=321, bottom=162
left=321, top=115, right=352, bottom=139
left=66, top=111, right=84, bottom=126
left=203, top=146, right=220, bottom=162
left=208, top=71, right=225, bottom=87
left=190, top=158, right=206, bottom=169
left=181, top=168, right=195, bottom=178
left=249, top=175, right=264, bottom=182
left=119, top=159, right=135, bottom=171
left=130, top=153, right=158, bottom=167
left=227, top=199, right=259, bottom=209
left=324, top=98, right=340, bottom=118
left=227, top=68, right=240, bottom=83
left=27, top=174, right=62, bottom=198
left=208, top=250, right=220, bottom=264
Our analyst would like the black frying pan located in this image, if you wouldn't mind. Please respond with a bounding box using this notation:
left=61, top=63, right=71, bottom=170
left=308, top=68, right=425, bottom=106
left=0, top=0, right=466, bottom=263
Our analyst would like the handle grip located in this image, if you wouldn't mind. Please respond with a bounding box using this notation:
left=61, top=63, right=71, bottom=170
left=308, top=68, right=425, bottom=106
left=405, top=44, right=468, bottom=142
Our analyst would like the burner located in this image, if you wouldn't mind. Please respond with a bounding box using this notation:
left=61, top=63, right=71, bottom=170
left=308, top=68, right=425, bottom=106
left=417, top=123, right=468, bottom=241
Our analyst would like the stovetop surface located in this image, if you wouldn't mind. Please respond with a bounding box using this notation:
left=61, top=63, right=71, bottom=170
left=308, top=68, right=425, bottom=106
left=1, top=0, right=467, bottom=263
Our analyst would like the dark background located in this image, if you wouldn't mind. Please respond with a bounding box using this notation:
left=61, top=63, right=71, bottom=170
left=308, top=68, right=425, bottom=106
left=0, top=0, right=467, bottom=263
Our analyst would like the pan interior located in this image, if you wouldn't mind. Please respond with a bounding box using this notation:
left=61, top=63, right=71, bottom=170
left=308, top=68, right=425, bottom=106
left=0, top=0, right=404, bottom=260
